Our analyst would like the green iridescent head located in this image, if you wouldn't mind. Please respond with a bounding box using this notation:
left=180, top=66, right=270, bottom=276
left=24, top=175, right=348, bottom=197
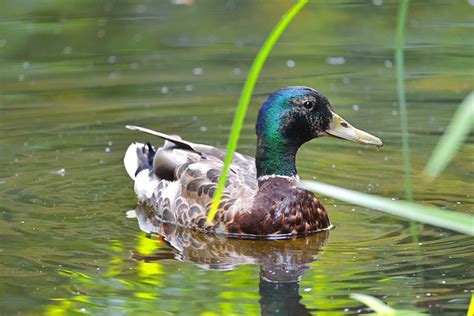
left=255, top=86, right=383, bottom=178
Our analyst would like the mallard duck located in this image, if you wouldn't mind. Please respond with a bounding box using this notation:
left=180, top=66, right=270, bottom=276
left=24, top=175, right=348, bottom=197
left=124, top=86, right=382, bottom=239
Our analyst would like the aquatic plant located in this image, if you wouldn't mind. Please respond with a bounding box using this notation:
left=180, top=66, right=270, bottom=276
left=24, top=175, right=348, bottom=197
left=423, top=92, right=474, bottom=180
left=395, top=0, right=412, bottom=201
left=209, top=0, right=474, bottom=236
left=207, top=0, right=309, bottom=222
left=350, top=293, right=425, bottom=315
left=300, top=180, right=473, bottom=236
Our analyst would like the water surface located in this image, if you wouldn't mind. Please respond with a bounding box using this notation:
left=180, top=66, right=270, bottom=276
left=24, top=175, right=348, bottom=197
left=1, top=1, right=473, bottom=315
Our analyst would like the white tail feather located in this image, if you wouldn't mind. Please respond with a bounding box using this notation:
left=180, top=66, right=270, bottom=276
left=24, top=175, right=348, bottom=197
left=123, top=142, right=144, bottom=180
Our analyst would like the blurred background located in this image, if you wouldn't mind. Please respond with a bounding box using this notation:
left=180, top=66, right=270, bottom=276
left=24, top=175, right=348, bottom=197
left=0, top=1, right=472, bottom=315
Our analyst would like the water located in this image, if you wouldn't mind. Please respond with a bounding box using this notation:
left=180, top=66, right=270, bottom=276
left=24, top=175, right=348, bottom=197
left=1, top=1, right=473, bottom=315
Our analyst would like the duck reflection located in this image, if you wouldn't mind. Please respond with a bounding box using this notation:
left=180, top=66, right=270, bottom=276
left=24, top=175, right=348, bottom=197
left=130, top=205, right=329, bottom=316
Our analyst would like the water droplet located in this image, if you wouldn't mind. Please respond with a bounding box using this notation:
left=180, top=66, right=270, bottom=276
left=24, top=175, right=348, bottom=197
left=133, top=33, right=143, bottom=42
left=304, top=288, right=312, bottom=292
left=232, top=67, right=241, bottom=76
left=373, top=0, right=383, bottom=6
left=108, top=71, right=118, bottom=80
left=192, top=67, right=203, bottom=75
left=326, top=56, right=345, bottom=65
left=107, top=55, right=117, bottom=64
left=384, top=59, right=392, bottom=68
left=352, top=104, right=360, bottom=111
left=185, top=84, right=193, bottom=92
left=161, top=86, right=169, bottom=94
left=392, top=110, right=398, bottom=116
left=200, top=126, right=208, bottom=132
left=97, top=29, right=106, bottom=38
left=97, top=18, right=107, bottom=27
left=286, top=59, right=295, bottom=68
left=105, top=147, right=111, bottom=153
left=126, top=210, right=137, bottom=218
left=63, top=46, right=72, bottom=55
left=136, top=4, right=147, bottom=13
left=172, top=0, right=194, bottom=4
left=51, top=168, right=66, bottom=176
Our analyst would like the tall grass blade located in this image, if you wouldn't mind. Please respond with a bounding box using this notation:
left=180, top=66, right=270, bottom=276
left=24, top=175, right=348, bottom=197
left=350, top=293, right=426, bottom=315
left=468, top=294, right=474, bottom=316
left=207, top=0, right=308, bottom=222
left=394, top=0, right=419, bottom=243
left=300, top=180, right=474, bottom=236
left=395, top=0, right=413, bottom=201
left=350, top=294, right=395, bottom=315
left=423, top=92, right=474, bottom=180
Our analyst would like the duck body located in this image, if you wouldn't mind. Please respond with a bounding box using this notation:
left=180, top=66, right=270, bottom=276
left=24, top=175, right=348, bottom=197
left=124, top=86, right=382, bottom=239
left=124, top=137, right=330, bottom=238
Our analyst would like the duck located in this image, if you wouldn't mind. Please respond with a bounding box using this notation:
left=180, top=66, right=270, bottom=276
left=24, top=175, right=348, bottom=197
left=124, top=86, right=383, bottom=239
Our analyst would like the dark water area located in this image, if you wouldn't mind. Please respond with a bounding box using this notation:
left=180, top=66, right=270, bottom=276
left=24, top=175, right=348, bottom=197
left=0, top=1, right=473, bottom=315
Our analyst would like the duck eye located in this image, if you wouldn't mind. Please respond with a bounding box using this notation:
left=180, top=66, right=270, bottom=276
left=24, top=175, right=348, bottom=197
left=303, top=101, right=313, bottom=109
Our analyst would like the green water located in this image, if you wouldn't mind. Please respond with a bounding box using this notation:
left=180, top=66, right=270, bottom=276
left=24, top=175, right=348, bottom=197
left=1, top=1, right=473, bottom=315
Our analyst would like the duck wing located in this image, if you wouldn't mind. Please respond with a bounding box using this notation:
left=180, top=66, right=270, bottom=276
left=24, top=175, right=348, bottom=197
left=126, top=125, right=195, bottom=151
left=125, top=125, right=257, bottom=231
left=126, top=125, right=252, bottom=167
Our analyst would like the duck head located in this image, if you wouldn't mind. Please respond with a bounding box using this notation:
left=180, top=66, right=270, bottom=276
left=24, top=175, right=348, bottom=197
left=255, top=86, right=383, bottom=178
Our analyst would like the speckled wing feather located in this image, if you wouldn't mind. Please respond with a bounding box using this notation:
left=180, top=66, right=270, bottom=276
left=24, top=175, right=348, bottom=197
left=127, top=125, right=257, bottom=232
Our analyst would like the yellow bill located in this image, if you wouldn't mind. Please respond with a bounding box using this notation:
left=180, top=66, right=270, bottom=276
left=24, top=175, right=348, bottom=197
left=325, top=111, right=383, bottom=147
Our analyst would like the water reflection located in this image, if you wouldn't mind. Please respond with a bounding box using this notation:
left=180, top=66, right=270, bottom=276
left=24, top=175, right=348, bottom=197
left=131, top=204, right=329, bottom=316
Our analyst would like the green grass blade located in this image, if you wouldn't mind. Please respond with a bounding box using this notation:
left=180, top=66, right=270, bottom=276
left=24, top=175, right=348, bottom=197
left=395, top=0, right=413, bottom=201
left=300, top=180, right=474, bottom=236
left=207, top=0, right=308, bottom=222
left=350, top=293, right=426, bottom=316
left=423, top=92, right=474, bottom=180
left=350, top=294, right=395, bottom=315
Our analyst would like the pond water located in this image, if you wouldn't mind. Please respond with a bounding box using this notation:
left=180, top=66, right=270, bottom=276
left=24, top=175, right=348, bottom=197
left=1, top=1, right=473, bottom=315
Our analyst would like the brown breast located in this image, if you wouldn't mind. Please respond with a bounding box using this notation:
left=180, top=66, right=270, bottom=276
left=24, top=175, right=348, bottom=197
left=226, top=177, right=330, bottom=236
